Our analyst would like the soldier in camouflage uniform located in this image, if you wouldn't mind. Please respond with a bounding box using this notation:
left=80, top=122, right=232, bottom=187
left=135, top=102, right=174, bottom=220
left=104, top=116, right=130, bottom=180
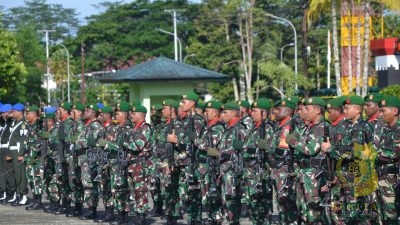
left=124, top=105, right=152, bottom=224
left=154, top=99, right=182, bottom=225
left=263, top=99, right=298, bottom=224
left=76, top=104, right=103, bottom=220
left=375, top=96, right=400, bottom=224
left=187, top=100, right=225, bottom=225
left=286, top=97, right=329, bottom=224
left=65, top=103, right=85, bottom=217
left=95, top=106, right=117, bottom=223
left=243, top=98, right=274, bottom=225
left=98, top=101, right=132, bottom=225
left=208, top=101, right=247, bottom=225
left=322, top=96, right=374, bottom=224
left=170, top=91, right=206, bottom=225
left=24, top=105, right=45, bottom=210
left=364, top=93, right=385, bottom=149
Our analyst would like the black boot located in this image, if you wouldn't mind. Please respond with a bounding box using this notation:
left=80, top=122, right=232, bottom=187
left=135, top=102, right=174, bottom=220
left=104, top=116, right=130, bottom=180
left=25, top=195, right=37, bottom=210
left=96, top=206, right=115, bottom=222
left=80, top=206, right=97, bottom=220
left=31, top=195, right=43, bottom=210
left=44, top=200, right=60, bottom=213
left=136, top=213, right=147, bottom=225
left=109, top=211, right=127, bottom=225
left=55, top=198, right=71, bottom=215
left=166, top=215, right=177, bottom=225
left=149, top=204, right=163, bottom=217
left=66, top=202, right=83, bottom=217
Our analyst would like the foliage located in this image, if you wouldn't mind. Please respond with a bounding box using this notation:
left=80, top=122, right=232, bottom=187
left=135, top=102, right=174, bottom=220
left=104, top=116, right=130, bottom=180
left=380, top=84, right=400, bottom=98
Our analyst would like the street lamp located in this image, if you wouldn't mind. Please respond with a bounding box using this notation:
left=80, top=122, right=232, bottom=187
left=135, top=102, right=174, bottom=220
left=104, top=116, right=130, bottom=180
left=266, top=13, right=298, bottom=90
left=55, top=43, right=71, bottom=103
left=280, top=43, right=294, bottom=63
left=156, top=28, right=182, bottom=62
left=183, top=54, right=196, bottom=63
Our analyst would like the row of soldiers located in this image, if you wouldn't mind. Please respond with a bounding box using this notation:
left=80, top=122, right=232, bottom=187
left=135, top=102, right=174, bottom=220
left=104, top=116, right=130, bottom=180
left=0, top=91, right=399, bottom=225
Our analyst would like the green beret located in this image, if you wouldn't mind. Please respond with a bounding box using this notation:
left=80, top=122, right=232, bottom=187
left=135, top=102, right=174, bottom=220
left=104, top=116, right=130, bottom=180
left=115, top=101, right=130, bottom=112
left=86, top=103, right=100, bottom=112
left=132, top=105, right=147, bottom=113
left=130, top=101, right=141, bottom=107
left=364, top=93, right=384, bottom=104
left=344, top=96, right=364, bottom=106
left=26, top=105, right=39, bottom=112
left=379, top=96, right=400, bottom=108
left=99, top=106, right=113, bottom=114
left=72, top=103, right=85, bottom=112
left=45, top=113, right=56, bottom=119
left=151, top=104, right=163, bottom=111
left=196, top=101, right=205, bottom=110
left=285, top=96, right=301, bottom=105
left=162, top=99, right=179, bottom=108
left=221, top=101, right=240, bottom=110
left=304, top=97, right=326, bottom=107
left=275, top=99, right=296, bottom=109
left=252, top=98, right=271, bottom=109
left=237, top=100, right=250, bottom=108
left=60, top=102, right=72, bottom=110
left=326, top=98, right=342, bottom=109
left=181, top=91, right=199, bottom=103
left=205, top=100, right=222, bottom=109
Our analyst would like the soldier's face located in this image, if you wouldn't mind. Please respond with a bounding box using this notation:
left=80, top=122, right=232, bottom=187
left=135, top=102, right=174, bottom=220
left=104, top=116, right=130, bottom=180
left=327, top=108, right=341, bottom=122
left=115, top=111, right=127, bottom=124
left=221, top=110, right=236, bottom=123
left=162, top=106, right=172, bottom=118
left=180, top=99, right=193, bottom=112
left=251, top=108, right=265, bottom=123
left=380, top=107, right=398, bottom=124
left=26, top=111, right=38, bottom=123
left=274, top=107, right=289, bottom=121
left=205, top=108, right=218, bottom=122
left=46, top=119, right=54, bottom=129
left=297, top=105, right=307, bottom=120
left=305, top=105, right=320, bottom=123
left=363, top=102, right=379, bottom=118
left=71, top=109, right=82, bottom=121
left=344, top=104, right=360, bottom=120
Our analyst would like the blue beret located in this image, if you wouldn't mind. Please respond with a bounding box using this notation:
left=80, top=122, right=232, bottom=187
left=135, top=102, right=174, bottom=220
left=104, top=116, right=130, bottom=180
left=0, top=104, right=12, bottom=113
left=12, top=103, right=25, bottom=111
left=97, top=102, right=104, bottom=109
left=45, top=106, right=57, bottom=114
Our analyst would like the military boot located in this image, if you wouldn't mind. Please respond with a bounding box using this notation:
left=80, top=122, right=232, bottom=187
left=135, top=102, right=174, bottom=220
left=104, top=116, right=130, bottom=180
left=149, top=205, right=163, bottom=217
left=44, top=200, right=60, bottom=213
left=7, top=192, right=17, bottom=204
left=95, top=206, right=115, bottom=222
left=25, top=194, right=37, bottom=210
left=110, top=211, right=127, bottom=225
left=0, top=192, right=6, bottom=202
left=31, top=195, right=43, bottom=210
left=80, top=206, right=97, bottom=220
left=55, top=198, right=71, bottom=215
left=66, top=202, right=83, bottom=217
left=136, top=213, right=147, bottom=225
left=166, top=215, right=177, bottom=225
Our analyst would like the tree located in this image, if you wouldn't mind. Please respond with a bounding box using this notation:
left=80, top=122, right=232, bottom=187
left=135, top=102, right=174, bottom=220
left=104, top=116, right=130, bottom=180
left=380, top=84, right=400, bottom=98
left=0, top=28, right=28, bottom=102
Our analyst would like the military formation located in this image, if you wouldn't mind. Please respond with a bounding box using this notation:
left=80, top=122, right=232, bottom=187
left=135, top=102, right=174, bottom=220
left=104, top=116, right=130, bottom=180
left=0, top=91, right=399, bottom=225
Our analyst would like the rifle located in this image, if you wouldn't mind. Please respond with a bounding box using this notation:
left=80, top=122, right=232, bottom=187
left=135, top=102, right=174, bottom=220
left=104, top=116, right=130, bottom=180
left=256, top=111, right=266, bottom=190
left=320, top=119, right=333, bottom=224
left=206, top=127, right=221, bottom=219
left=166, top=108, right=175, bottom=178
left=187, top=113, right=199, bottom=189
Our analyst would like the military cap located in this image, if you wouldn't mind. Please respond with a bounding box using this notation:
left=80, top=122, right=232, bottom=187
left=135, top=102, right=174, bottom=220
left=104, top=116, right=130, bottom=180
left=151, top=104, right=163, bottom=111
left=60, top=102, right=72, bottom=110
left=86, top=103, right=100, bottom=112
left=326, top=98, right=342, bottom=109
left=181, top=91, right=199, bottom=103
left=131, top=101, right=141, bottom=107
left=0, top=104, right=12, bottom=113
left=304, top=97, right=326, bottom=107
left=12, top=103, right=25, bottom=111
left=45, top=113, right=56, bottom=119
left=196, top=101, right=205, bottom=110
left=162, top=99, right=179, bottom=108
left=285, top=96, right=301, bottom=105
left=99, top=106, right=113, bottom=114
left=364, top=93, right=384, bottom=104
left=275, top=99, right=296, bottom=109
left=205, top=100, right=222, bottom=109
left=237, top=100, right=250, bottom=108
left=252, top=98, right=271, bottom=109
left=45, top=106, right=57, bottom=114
left=344, top=96, right=364, bottom=106
left=132, top=105, right=147, bottom=113
left=26, top=105, right=39, bottom=112
left=72, top=103, right=85, bottom=112
left=221, top=101, right=240, bottom=110
left=379, top=96, right=400, bottom=108
left=115, top=101, right=130, bottom=112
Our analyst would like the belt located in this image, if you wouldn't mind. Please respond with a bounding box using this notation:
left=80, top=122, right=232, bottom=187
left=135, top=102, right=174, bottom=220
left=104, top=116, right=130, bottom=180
left=9, top=146, right=19, bottom=151
left=0, top=143, right=9, bottom=148
left=299, top=157, right=325, bottom=169
left=376, top=165, right=399, bottom=176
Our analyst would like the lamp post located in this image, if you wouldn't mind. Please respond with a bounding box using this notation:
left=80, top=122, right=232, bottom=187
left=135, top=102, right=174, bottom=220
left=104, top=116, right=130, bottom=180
left=156, top=28, right=182, bottom=62
left=183, top=54, right=196, bottom=63
left=266, top=13, right=298, bottom=90
left=56, top=43, right=71, bottom=103
left=280, top=43, right=294, bottom=63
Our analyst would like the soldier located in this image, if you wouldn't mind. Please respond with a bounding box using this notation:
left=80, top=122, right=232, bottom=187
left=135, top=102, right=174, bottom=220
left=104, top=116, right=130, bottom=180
left=238, top=99, right=254, bottom=131
left=24, top=105, right=45, bottom=210
left=6, top=103, right=29, bottom=206
left=195, top=101, right=205, bottom=118
left=243, top=98, right=274, bottom=225
left=95, top=105, right=117, bottom=223
left=364, top=93, right=385, bottom=148
left=375, top=96, right=400, bottom=224
left=263, top=99, right=298, bottom=224
left=65, top=103, right=85, bottom=217
left=76, top=104, right=102, bottom=220
left=0, top=104, right=12, bottom=203
left=208, top=101, right=247, bottom=225
left=154, top=99, right=182, bottom=225
left=98, top=101, right=132, bottom=225
left=187, top=100, right=225, bottom=225
left=124, top=105, right=152, bottom=225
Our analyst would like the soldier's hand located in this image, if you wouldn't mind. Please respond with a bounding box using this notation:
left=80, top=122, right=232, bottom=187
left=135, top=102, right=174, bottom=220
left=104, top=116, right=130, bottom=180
left=232, top=139, right=244, bottom=151
left=257, top=138, right=269, bottom=150
left=38, top=130, right=51, bottom=139
left=70, top=134, right=79, bottom=143
left=97, top=138, right=107, bottom=147
left=321, top=137, right=331, bottom=153
left=167, top=130, right=178, bottom=144
left=17, top=156, right=24, bottom=162
left=185, top=130, right=197, bottom=142
left=285, top=133, right=298, bottom=146
left=207, top=147, right=220, bottom=158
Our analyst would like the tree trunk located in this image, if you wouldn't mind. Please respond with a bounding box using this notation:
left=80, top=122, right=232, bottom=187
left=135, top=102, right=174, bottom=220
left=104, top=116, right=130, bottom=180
left=302, top=8, right=309, bottom=97
left=317, top=50, right=320, bottom=90
left=332, top=0, right=342, bottom=96
left=356, top=15, right=362, bottom=96
left=362, top=1, right=370, bottom=97
left=232, top=77, right=239, bottom=101
left=348, top=0, right=353, bottom=94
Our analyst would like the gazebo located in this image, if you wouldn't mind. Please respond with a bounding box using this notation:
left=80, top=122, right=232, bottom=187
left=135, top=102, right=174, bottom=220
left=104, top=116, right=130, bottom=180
left=98, top=56, right=227, bottom=121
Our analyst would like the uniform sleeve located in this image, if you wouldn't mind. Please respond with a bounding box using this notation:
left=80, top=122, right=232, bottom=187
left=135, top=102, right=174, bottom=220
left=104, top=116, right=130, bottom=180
left=123, top=125, right=151, bottom=153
